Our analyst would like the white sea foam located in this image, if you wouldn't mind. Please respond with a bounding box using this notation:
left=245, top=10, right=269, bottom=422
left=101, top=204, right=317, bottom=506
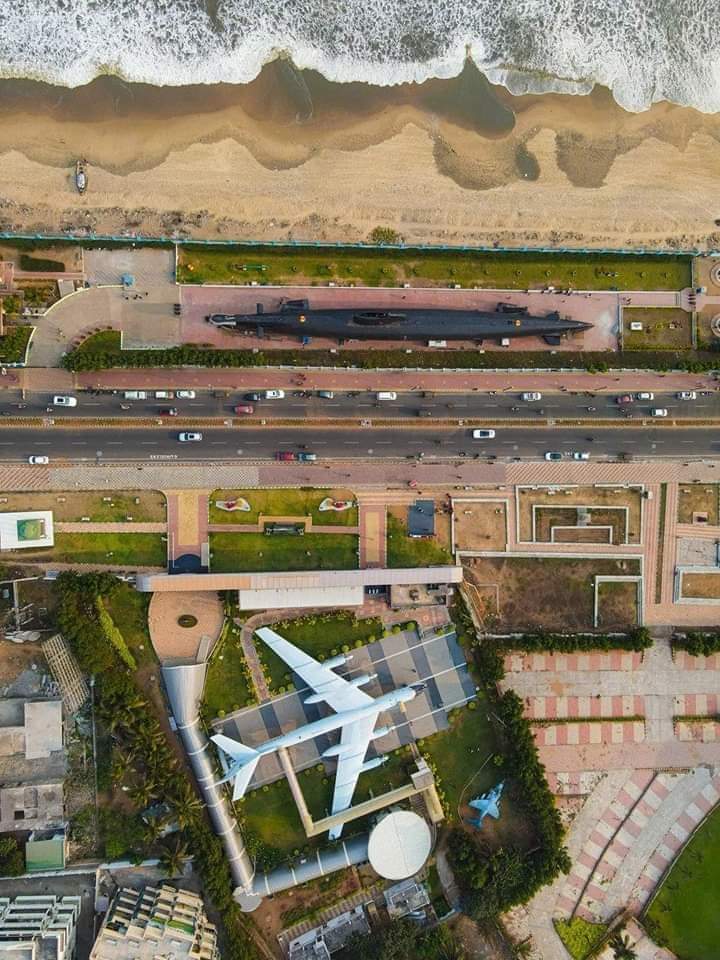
left=0, top=0, right=718, bottom=113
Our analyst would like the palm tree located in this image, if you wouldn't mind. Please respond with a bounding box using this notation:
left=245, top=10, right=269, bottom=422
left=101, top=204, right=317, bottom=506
left=159, top=838, right=189, bottom=877
left=129, top=780, right=159, bottom=809
left=168, top=783, right=202, bottom=828
left=609, top=934, right=638, bottom=960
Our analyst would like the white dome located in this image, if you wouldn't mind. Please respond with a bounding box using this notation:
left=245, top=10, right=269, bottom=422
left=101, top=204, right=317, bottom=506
left=367, top=811, right=432, bottom=880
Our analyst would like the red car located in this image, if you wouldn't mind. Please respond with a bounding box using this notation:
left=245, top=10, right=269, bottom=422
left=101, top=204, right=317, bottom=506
left=234, top=404, right=254, bottom=415
left=161, top=407, right=178, bottom=417
left=615, top=394, right=634, bottom=405
left=276, top=451, right=296, bottom=461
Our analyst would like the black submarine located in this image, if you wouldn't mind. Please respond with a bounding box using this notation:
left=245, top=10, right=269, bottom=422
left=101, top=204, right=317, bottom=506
left=206, top=299, right=592, bottom=345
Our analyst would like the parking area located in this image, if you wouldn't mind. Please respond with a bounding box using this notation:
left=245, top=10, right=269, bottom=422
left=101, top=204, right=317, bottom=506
left=213, top=625, right=475, bottom=787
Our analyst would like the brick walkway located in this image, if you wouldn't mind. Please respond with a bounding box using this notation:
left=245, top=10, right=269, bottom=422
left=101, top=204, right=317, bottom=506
left=166, top=490, right=210, bottom=565
left=55, top=520, right=165, bottom=532
left=358, top=501, right=387, bottom=568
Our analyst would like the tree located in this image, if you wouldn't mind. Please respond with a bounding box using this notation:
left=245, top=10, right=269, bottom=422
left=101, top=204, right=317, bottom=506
left=159, top=837, right=189, bottom=877
left=0, top=836, right=24, bottom=876
left=609, top=933, right=638, bottom=960
left=167, top=782, right=203, bottom=829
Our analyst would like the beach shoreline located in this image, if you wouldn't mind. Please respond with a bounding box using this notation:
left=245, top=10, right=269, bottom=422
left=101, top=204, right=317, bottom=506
left=0, top=67, right=719, bottom=251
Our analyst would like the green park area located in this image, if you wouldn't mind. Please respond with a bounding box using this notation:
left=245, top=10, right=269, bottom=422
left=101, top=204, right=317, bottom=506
left=102, top=584, right=155, bottom=667
left=5, top=532, right=166, bottom=567
left=645, top=804, right=720, bottom=960
left=0, top=490, right=166, bottom=523
left=203, top=625, right=256, bottom=718
left=255, top=611, right=384, bottom=691
left=209, top=488, right=357, bottom=526
left=386, top=514, right=454, bottom=568
left=622, top=307, right=693, bottom=350
left=209, top=531, right=358, bottom=573
left=0, top=325, right=33, bottom=364
left=177, top=244, right=690, bottom=291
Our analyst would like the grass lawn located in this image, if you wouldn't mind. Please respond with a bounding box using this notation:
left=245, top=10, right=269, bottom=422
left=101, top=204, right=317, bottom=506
left=209, top=531, right=358, bottom=573
left=677, top=484, right=719, bottom=525
left=203, top=629, right=256, bottom=718
left=420, top=698, right=498, bottom=819
left=596, top=580, right=639, bottom=629
left=256, top=611, right=383, bottom=692
left=5, top=533, right=166, bottom=567
left=681, top=573, right=720, bottom=600
left=178, top=245, right=690, bottom=291
left=645, top=804, right=720, bottom=960
left=386, top=514, right=454, bottom=568
left=104, top=584, right=155, bottom=667
left=553, top=918, right=609, bottom=960
left=623, top=307, right=692, bottom=350
left=0, top=490, right=166, bottom=523
left=209, top=488, right=357, bottom=526
left=427, top=862, right=452, bottom=918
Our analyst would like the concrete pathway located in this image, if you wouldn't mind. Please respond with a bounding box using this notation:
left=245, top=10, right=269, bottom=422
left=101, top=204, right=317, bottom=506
left=55, top=520, right=165, bottom=532
left=166, top=489, right=210, bottom=566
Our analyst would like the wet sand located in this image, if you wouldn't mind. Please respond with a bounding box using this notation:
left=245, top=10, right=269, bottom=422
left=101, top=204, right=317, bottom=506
left=0, top=62, right=719, bottom=248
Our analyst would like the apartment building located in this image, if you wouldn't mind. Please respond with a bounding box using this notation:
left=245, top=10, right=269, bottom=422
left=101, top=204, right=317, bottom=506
left=0, top=895, right=81, bottom=960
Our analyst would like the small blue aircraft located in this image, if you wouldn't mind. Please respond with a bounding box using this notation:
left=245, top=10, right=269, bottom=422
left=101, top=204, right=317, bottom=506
left=468, top=781, right=504, bottom=829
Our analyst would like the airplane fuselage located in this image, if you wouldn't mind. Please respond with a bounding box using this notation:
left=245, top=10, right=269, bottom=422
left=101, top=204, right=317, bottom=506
left=254, top=686, right=415, bottom=757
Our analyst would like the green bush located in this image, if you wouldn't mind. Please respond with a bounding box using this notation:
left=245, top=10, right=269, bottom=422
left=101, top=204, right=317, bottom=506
left=674, top=631, right=720, bottom=657
left=20, top=253, right=65, bottom=271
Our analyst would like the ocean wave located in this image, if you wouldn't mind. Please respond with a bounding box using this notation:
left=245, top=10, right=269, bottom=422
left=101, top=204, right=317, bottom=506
left=0, top=0, right=718, bottom=113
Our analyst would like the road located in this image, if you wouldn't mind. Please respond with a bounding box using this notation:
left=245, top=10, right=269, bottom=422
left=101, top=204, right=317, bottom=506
left=5, top=388, right=720, bottom=422
left=3, top=425, right=719, bottom=462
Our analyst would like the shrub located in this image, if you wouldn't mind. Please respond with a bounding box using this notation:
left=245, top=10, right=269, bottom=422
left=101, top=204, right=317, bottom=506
left=674, top=631, right=720, bottom=657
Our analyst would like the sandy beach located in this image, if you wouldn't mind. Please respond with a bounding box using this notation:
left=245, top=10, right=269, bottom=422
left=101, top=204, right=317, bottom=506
left=1, top=65, right=720, bottom=249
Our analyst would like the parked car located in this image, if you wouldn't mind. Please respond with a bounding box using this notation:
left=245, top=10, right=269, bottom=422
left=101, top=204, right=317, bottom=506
left=635, top=392, right=654, bottom=400
left=573, top=451, right=590, bottom=460
left=377, top=391, right=398, bottom=401
left=52, top=395, right=77, bottom=407
left=651, top=408, right=668, bottom=417
left=297, top=452, right=318, bottom=462
left=317, top=390, right=335, bottom=399
left=28, top=455, right=49, bottom=465
left=123, top=390, right=146, bottom=400
left=615, top=394, right=634, bottom=404
left=677, top=391, right=697, bottom=400
left=155, top=390, right=174, bottom=399
left=276, top=451, right=296, bottom=460
left=521, top=392, right=542, bottom=402
left=244, top=392, right=261, bottom=402
left=161, top=408, right=178, bottom=417
left=544, top=451, right=563, bottom=461
left=176, top=390, right=196, bottom=399
left=264, top=389, right=285, bottom=399
left=178, top=432, right=202, bottom=441
left=472, top=429, right=496, bottom=439
left=234, top=404, right=254, bottom=415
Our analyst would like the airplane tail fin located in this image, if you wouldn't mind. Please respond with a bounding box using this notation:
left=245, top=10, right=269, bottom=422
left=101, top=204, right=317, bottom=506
left=211, top=734, right=261, bottom=801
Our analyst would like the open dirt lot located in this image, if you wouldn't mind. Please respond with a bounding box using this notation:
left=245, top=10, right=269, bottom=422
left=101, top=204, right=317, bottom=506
left=596, top=579, right=640, bottom=629
left=681, top=572, right=720, bottom=600
left=463, top=555, right=641, bottom=631
left=0, top=490, right=166, bottom=522
left=452, top=498, right=508, bottom=552
left=517, top=485, right=642, bottom=543
left=677, top=484, right=719, bottom=525
left=535, top=505, right=626, bottom=543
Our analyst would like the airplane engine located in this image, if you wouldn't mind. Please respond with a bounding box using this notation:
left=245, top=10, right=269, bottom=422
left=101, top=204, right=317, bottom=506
left=321, top=744, right=348, bottom=758
left=324, top=653, right=353, bottom=670
left=360, top=756, right=388, bottom=773
left=349, top=673, right=377, bottom=688
left=370, top=725, right=392, bottom=741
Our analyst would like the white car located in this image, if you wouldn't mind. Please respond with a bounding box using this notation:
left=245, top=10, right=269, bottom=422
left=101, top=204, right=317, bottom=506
left=677, top=391, right=697, bottom=401
left=472, top=429, right=496, bottom=439
left=651, top=408, right=668, bottom=418
left=573, top=451, right=590, bottom=461
left=176, top=390, right=196, bottom=399
left=52, top=395, right=77, bottom=407
left=635, top=392, right=654, bottom=401
left=178, top=432, right=203, bottom=442
left=521, top=392, right=543, bottom=402
left=264, top=389, right=285, bottom=400
left=28, top=455, right=49, bottom=465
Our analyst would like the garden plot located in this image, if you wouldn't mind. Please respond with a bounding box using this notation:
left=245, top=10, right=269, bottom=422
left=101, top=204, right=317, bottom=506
left=680, top=572, right=720, bottom=601
left=595, top=579, right=640, bottom=629
left=451, top=498, right=508, bottom=552
left=534, top=505, right=626, bottom=544
left=677, top=484, right=719, bottom=525
left=517, top=485, right=643, bottom=544
left=463, top=556, right=641, bottom=631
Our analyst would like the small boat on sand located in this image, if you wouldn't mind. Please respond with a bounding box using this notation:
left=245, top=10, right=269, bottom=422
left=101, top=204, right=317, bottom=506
left=75, top=159, right=87, bottom=194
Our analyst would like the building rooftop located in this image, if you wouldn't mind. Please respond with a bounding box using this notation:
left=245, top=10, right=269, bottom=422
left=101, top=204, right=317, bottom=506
left=287, top=906, right=370, bottom=960
left=407, top=500, right=435, bottom=538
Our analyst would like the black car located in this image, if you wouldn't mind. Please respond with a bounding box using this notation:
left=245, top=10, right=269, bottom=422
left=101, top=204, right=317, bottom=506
left=244, top=392, right=261, bottom=402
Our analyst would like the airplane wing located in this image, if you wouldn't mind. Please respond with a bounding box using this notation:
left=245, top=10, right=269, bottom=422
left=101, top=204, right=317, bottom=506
left=328, top=712, right=379, bottom=839
left=256, top=626, right=373, bottom=712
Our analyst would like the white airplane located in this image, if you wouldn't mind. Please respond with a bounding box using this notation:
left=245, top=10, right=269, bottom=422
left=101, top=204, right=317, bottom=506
left=211, top=626, right=422, bottom=839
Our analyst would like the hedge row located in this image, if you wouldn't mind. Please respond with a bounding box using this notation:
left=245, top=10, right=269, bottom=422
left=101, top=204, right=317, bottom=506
left=496, top=628, right=652, bottom=653
left=673, top=631, right=720, bottom=657
left=62, top=332, right=720, bottom=374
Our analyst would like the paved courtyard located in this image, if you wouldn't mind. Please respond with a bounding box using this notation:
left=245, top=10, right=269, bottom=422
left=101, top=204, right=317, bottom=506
left=213, top=624, right=474, bottom=789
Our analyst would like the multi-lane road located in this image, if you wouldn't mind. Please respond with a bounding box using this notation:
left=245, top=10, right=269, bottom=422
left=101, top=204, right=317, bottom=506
left=3, top=388, right=720, bottom=422
left=1, top=425, right=718, bottom=463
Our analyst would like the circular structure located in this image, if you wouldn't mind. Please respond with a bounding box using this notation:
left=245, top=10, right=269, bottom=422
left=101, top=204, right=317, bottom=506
left=367, top=811, right=432, bottom=880
left=711, top=263, right=720, bottom=287
left=711, top=314, right=720, bottom=339
left=178, top=614, right=198, bottom=628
